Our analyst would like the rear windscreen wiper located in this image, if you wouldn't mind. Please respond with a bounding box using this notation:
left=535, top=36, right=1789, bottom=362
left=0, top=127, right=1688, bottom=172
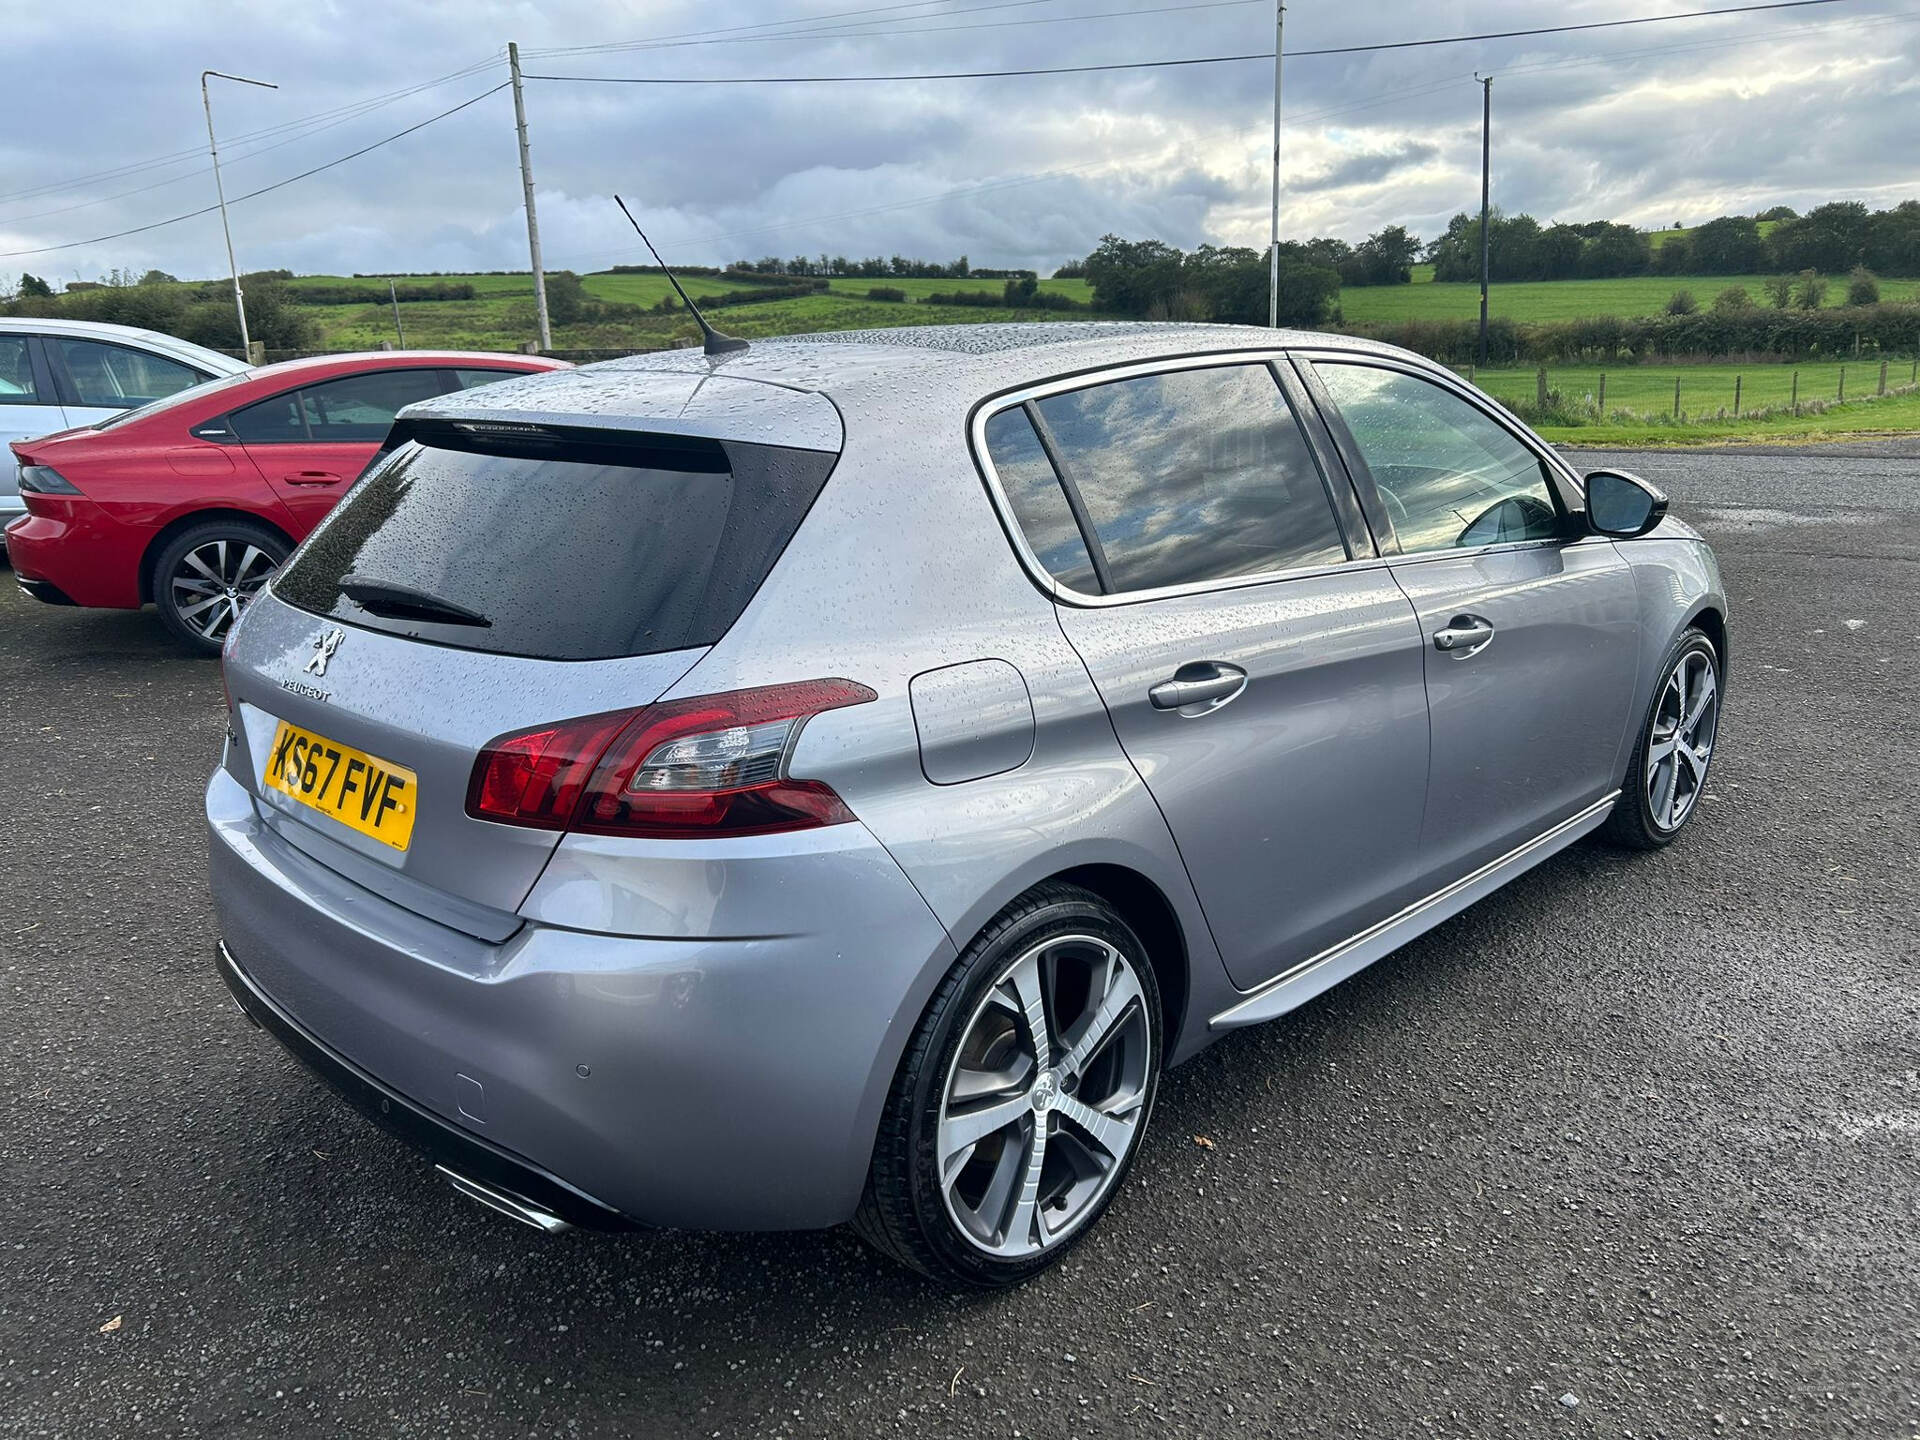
left=339, top=573, right=492, bottom=628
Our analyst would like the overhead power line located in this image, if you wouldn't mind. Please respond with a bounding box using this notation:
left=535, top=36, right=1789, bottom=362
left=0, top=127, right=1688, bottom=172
left=559, top=0, right=1270, bottom=53
left=523, top=0, right=1080, bottom=57
left=0, top=54, right=505, bottom=212
left=525, top=0, right=1858, bottom=83
left=0, top=83, right=509, bottom=260
left=570, top=0, right=1893, bottom=265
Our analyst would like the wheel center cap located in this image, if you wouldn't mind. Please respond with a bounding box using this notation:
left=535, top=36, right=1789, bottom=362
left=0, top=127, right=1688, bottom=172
left=1030, top=1071, right=1059, bottom=1114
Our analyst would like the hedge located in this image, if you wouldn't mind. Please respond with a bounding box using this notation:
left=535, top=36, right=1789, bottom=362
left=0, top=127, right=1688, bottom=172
left=1348, top=302, right=1920, bottom=365
left=295, top=282, right=477, bottom=305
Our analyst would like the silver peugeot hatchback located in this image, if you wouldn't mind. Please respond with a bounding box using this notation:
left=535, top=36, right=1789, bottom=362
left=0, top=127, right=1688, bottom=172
left=208, top=323, right=1726, bottom=1287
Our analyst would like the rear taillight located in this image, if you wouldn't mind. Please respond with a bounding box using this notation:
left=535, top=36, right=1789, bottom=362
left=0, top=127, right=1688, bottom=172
left=467, top=679, right=876, bottom=839
left=17, top=465, right=81, bottom=495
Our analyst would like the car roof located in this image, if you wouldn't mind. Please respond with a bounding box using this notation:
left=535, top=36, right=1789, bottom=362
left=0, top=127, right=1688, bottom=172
left=403, top=323, right=1414, bottom=447
left=0, top=316, right=252, bottom=375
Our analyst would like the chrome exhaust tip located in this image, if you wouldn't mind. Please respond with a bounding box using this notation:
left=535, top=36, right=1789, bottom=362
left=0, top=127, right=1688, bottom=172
left=435, top=1165, right=572, bottom=1234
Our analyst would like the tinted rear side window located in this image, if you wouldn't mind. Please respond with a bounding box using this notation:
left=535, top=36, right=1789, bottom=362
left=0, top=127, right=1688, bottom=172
left=273, top=433, right=835, bottom=661
left=1010, top=363, right=1348, bottom=595
left=0, top=336, right=41, bottom=404
left=981, top=407, right=1098, bottom=593
left=303, top=368, right=455, bottom=441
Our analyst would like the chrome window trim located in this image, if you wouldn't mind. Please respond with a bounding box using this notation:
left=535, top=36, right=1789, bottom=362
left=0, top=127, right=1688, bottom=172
left=969, top=348, right=1373, bottom=609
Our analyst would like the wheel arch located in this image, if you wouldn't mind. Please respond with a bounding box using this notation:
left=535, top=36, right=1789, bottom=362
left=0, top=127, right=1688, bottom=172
left=139, top=508, right=294, bottom=605
left=1688, top=602, right=1729, bottom=683
left=1041, top=863, right=1191, bottom=1060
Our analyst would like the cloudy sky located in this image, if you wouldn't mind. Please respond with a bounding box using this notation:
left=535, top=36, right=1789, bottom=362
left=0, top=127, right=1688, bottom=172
left=3, top=0, right=1916, bottom=284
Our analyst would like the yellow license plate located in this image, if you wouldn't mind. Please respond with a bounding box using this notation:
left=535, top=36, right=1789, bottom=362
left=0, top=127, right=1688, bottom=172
left=263, top=719, right=418, bottom=851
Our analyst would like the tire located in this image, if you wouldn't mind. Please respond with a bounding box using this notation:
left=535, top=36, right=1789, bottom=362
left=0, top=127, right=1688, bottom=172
left=151, top=520, right=289, bottom=656
left=855, top=882, right=1163, bottom=1288
left=1604, top=626, right=1722, bottom=850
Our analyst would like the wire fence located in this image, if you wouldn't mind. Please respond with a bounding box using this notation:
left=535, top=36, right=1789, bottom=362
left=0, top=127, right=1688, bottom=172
left=1461, top=355, right=1920, bottom=425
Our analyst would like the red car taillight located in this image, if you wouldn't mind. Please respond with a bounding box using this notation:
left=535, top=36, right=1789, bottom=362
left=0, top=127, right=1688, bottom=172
left=466, top=679, right=877, bottom=839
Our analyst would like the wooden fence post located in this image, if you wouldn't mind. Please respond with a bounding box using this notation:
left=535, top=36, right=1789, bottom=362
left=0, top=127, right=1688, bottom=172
left=1879, top=359, right=1888, bottom=396
left=1791, top=370, right=1799, bottom=411
left=1673, top=375, right=1682, bottom=419
left=1536, top=367, right=1548, bottom=408
left=1838, top=365, right=1846, bottom=402
left=1733, top=375, right=1742, bottom=415
left=1597, top=372, right=1607, bottom=414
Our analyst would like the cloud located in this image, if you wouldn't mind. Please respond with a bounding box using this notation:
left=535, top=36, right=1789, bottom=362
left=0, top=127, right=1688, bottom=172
left=1, top=0, right=1914, bottom=283
left=1291, top=142, right=1442, bottom=195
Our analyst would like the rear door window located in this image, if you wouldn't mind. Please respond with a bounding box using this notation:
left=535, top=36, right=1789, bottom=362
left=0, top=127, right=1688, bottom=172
left=452, top=367, right=529, bottom=391
left=55, top=338, right=205, bottom=407
left=302, top=368, right=456, bottom=441
left=984, top=363, right=1350, bottom=595
left=230, top=389, right=309, bottom=442
left=0, top=337, right=42, bottom=404
left=272, top=430, right=836, bottom=661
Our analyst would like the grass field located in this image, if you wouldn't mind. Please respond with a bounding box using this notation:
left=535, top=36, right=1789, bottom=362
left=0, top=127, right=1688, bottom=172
left=1340, top=271, right=1920, bottom=325
left=1645, top=218, right=1782, bottom=252
left=287, top=269, right=1102, bottom=352
left=1532, top=389, right=1920, bottom=446
left=281, top=272, right=538, bottom=298
left=253, top=266, right=1920, bottom=444
left=1472, top=358, right=1920, bottom=445
left=1472, top=357, right=1919, bottom=413
left=284, top=265, right=1917, bottom=350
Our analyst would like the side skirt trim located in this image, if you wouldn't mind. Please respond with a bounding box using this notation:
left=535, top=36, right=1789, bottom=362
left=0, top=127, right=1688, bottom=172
left=1208, top=791, right=1620, bottom=1031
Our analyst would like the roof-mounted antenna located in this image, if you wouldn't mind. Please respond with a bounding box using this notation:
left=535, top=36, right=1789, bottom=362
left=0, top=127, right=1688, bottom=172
left=613, top=195, right=749, bottom=357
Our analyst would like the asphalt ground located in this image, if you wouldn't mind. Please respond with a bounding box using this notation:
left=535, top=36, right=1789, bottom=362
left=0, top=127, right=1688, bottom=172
left=2, top=444, right=1916, bottom=1438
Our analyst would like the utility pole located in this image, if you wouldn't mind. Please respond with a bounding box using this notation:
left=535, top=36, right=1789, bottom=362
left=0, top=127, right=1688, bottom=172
left=201, top=70, right=277, bottom=360
left=389, top=277, right=406, bottom=348
left=1267, top=1, right=1286, bottom=329
left=508, top=42, right=553, bottom=352
left=1476, top=73, right=1493, bottom=368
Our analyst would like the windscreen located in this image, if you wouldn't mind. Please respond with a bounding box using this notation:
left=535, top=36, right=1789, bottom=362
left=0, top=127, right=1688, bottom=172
left=272, top=430, right=837, bottom=661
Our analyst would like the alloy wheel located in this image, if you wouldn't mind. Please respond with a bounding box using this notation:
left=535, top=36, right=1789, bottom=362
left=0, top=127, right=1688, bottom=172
left=936, top=934, right=1153, bottom=1259
left=1646, top=647, right=1719, bottom=832
left=169, top=539, right=277, bottom=643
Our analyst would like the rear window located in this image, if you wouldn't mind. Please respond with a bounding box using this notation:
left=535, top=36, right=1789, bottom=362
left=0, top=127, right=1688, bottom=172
left=272, top=428, right=836, bottom=661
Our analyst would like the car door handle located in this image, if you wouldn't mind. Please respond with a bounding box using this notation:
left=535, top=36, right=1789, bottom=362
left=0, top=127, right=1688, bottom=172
left=1433, top=616, right=1496, bottom=655
left=1149, top=662, right=1249, bottom=714
left=283, top=470, right=342, bottom=486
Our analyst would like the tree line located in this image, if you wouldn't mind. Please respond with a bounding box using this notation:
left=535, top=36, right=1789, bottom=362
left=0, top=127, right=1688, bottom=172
left=1430, top=201, right=1920, bottom=283
left=731, top=254, right=979, bottom=279
left=3, top=269, right=316, bottom=350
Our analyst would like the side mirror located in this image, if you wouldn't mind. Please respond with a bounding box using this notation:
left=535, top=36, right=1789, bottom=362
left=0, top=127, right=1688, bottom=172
left=1584, top=469, right=1668, bottom=538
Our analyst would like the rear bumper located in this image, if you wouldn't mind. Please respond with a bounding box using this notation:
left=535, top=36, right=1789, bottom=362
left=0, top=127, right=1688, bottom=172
left=3, top=498, right=143, bottom=608
left=206, top=765, right=957, bottom=1231
left=14, top=573, right=75, bottom=605
left=215, top=939, right=635, bottom=1230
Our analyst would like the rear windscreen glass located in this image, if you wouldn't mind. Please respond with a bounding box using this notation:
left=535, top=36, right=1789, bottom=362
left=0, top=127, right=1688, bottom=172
left=272, top=434, right=836, bottom=661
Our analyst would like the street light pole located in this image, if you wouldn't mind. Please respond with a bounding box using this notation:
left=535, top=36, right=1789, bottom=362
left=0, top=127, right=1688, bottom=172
left=1267, top=0, right=1286, bottom=329
left=1476, top=73, right=1493, bottom=368
left=201, top=69, right=277, bottom=361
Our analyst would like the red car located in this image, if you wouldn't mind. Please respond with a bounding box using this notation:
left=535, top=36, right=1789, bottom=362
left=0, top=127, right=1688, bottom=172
left=7, top=351, right=568, bottom=652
